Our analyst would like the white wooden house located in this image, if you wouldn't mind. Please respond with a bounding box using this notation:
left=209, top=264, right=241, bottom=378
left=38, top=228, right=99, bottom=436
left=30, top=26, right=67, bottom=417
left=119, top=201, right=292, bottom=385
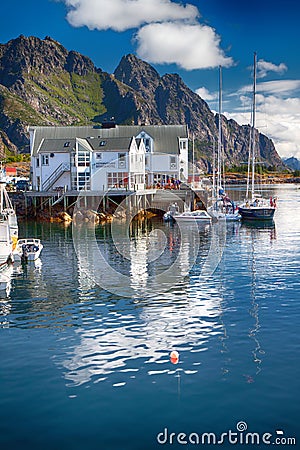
left=29, top=124, right=189, bottom=192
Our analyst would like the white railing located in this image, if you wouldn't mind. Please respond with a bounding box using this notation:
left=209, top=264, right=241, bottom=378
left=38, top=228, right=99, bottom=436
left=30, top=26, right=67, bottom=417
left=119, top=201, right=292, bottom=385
left=42, top=163, right=70, bottom=191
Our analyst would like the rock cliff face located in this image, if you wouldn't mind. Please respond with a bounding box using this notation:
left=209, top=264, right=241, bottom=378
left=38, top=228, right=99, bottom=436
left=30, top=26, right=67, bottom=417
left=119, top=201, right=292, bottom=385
left=0, top=35, right=284, bottom=169
left=113, top=54, right=283, bottom=170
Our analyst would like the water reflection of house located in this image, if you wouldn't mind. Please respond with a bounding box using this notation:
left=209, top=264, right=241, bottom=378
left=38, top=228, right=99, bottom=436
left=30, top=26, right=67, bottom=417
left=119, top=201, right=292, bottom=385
left=29, top=124, right=189, bottom=192
left=64, top=220, right=223, bottom=386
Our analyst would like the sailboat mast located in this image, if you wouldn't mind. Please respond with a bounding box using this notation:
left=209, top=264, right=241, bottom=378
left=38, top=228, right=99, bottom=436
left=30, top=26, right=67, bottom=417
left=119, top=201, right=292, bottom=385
left=192, top=133, right=195, bottom=187
left=251, top=52, right=257, bottom=199
left=0, top=184, right=3, bottom=212
left=246, top=126, right=251, bottom=200
left=212, top=136, right=216, bottom=198
left=218, top=65, right=222, bottom=192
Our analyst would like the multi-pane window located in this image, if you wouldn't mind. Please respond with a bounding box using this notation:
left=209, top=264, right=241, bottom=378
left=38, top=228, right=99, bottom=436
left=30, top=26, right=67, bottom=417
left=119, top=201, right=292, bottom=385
left=107, top=172, right=128, bottom=188
left=180, top=140, right=187, bottom=150
left=77, top=151, right=90, bottom=167
left=72, top=171, right=90, bottom=190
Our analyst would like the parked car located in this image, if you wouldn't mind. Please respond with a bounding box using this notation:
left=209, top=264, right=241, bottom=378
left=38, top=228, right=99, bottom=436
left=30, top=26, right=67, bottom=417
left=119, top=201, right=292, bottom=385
left=15, top=180, right=32, bottom=191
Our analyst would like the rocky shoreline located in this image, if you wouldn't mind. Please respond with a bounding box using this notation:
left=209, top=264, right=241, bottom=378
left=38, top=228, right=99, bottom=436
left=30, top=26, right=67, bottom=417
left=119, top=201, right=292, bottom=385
left=9, top=192, right=158, bottom=224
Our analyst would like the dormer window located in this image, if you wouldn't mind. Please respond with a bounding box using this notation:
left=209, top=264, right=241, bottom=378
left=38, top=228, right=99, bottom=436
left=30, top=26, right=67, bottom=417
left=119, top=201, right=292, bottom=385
left=64, top=141, right=70, bottom=148
left=180, top=140, right=187, bottom=150
left=42, top=154, right=49, bottom=166
left=100, top=141, right=107, bottom=147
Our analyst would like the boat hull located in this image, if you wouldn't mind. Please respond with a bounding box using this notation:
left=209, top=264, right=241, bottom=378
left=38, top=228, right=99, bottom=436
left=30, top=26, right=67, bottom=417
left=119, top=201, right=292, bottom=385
left=238, top=206, right=275, bottom=220
left=0, top=222, right=13, bottom=267
left=226, top=212, right=242, bottom=222
left=209, top=210, right=241, bottom=222
left=174, top=211, right=211, bottom=222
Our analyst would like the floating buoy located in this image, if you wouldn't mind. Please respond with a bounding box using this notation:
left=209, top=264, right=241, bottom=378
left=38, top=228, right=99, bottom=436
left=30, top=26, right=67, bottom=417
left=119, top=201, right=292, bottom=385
left=170, top=350, right=179, bottom=364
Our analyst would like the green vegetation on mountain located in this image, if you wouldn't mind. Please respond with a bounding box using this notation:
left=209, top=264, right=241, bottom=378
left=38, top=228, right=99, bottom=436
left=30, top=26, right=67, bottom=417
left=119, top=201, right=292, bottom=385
left=22, top=70, right=106, bottom=125
left=0, top=85, right=46, bottom=124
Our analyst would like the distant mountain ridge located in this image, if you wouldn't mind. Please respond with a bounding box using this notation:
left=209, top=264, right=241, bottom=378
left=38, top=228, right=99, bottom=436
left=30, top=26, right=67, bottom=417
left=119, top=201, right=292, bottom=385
left=0, top=34, right=285, bottom=170
left=283, top=157, right=300, bottom=171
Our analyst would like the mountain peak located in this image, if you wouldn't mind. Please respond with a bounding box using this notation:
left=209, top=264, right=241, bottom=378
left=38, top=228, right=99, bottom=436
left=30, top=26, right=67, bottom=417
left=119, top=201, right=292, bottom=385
left=114, top=54, right=160, bottom=94
left=0, top=35, right=97, bottom=88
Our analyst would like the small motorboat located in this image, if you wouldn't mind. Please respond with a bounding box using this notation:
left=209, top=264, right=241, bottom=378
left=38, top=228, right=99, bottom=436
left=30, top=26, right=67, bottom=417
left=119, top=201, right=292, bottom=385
left=13, top=238, right=43, bottom=262
left=174, top=210, right=212, bottom=222
left=163, top=203, right=180, bottom=222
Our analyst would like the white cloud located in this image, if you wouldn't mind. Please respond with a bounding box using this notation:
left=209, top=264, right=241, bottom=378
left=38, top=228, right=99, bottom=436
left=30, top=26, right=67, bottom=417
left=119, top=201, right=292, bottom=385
left=135, top=22, right=234, bottom=70
left=64, top=0, right=198, bottom=31
left=236, top=80, right=300, bottom=97
left=196, top=87, right=217, bottom=101
left=62, top=0, right=233, bottom=71
left=257, top=59, right=287, bottom=78
left=258, top=79, right=300, bottom=95
left=225, top=94, right=300, bottom=159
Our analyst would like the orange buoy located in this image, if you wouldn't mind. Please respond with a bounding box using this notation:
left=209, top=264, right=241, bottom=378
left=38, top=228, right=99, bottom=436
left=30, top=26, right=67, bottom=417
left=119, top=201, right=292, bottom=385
left=170, top=350, right=179, bottom=364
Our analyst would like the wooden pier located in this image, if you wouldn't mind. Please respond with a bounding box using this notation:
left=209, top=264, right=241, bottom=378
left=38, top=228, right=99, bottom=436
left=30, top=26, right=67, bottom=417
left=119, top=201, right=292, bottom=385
left=9, top=186, right=210, bottom=219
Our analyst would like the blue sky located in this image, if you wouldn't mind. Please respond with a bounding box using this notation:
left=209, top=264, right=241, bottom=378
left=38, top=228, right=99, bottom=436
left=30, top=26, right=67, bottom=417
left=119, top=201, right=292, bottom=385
left=1, top=0, right=300, bottom=158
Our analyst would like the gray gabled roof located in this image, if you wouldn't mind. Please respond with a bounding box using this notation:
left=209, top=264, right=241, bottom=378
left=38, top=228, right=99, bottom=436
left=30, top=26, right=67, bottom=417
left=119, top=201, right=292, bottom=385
left=29, top=124, right=188, bottom=156
left=86, top=136, right=134, bottom=152
left=38, top=138, right=76, bottom=153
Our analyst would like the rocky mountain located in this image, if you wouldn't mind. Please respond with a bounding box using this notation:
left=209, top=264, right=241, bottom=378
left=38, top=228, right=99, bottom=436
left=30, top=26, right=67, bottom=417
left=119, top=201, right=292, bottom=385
left=0, top=34, right=285, bottom=170
left=283, top=157, right=300, bottom=171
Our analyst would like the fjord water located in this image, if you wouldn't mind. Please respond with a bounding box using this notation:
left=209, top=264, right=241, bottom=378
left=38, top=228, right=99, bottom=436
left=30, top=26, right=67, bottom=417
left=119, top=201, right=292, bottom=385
left=0, top=184, right=299, bottom=450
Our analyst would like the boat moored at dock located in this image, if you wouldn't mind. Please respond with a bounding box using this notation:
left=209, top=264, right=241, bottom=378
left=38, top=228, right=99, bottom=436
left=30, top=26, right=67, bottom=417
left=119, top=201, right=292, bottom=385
left=13, top=238, right=43, bottom=262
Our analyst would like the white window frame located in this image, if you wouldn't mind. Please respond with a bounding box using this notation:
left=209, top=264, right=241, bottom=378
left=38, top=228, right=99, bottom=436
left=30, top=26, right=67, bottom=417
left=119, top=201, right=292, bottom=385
left=42, top=154, right=49, bottom=166
left=118, top=153, right=126, bottom=169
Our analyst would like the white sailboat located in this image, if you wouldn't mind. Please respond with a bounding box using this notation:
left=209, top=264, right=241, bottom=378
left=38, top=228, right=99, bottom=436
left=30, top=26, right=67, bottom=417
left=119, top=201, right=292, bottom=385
left=0, top=182, right=14, bottom=267
left=0, top=165, right=18, bottom=249
left=209, top=67, right=241, bottom=222
left=1, top=180, right=18, bottom=249
left=238, top=53, right=276, bottom=221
